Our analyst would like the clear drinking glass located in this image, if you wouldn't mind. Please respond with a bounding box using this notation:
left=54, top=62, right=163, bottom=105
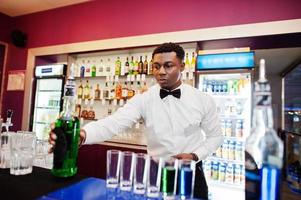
left=0, top=131, right=14, bottom=168
left=120, top=151, right=135, bottom=191
left=34, top=139, right=49, bottom=168
left=147, top=157, right=163, bottom=198
left=133, top=153, right=149, bottom=194
left=161, top=157, right=178, bottom=199
left=177, top=159, right=196, bottom=199
left=10, top=132, right=36, bottom=175
left=106, top=149, right=121, bottom=188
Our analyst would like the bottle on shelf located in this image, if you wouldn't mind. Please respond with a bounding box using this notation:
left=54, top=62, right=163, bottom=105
left=149, top=58, right=153, bottom=75
left=122, top=81, right=128, bottom=101
left=94, top=84, right=101, bottom=100
left=115, top=57, right=121, bottom=76
left=85, top=60, right=91, bottom=77
left=81, top=99, right=89, bottom=119
left=185, top=53, right=190, bottom=72
left=83, top=80, right=90, bottom=100
left=143, top=55, right=148, bottom=75
left=77, top=80, right=83, bottom=99
left=124, top=57, right=130, bottom=76
left=87, top=99, right=95, bottom=120
left=115, top=76, right=122, bottom=100
left=127, top=81, right=135, bottom=99
left=245, top=59, right=283, bottom=200
left=105, top=58, right=111, bottom=76
left=75, top=99, right=82, bottom=118
left=134, top=57, right=139, bottom=75
left=190, top=52, right=196, bottom=72
left=80, top=61, right=85, bottom=78
left=129, top=56, right=134, bottom=75
left=91, top=60, right=96, bottom=77
left=103, top=81, right=110, bottom=100
left=97, top=59, right=104, bottom=77
left=51, top=64, right=80, bottom=177
left=138, top=56, right=143, bottom=74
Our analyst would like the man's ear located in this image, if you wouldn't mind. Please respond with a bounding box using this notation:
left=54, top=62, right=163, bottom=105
left=180, top=62, right=185, bottom=72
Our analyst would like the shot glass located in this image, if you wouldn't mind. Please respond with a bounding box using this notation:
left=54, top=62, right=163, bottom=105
left=146, top=157, right=163, bottom=198
left=161, top=157, right=178, bottom=199
left=120, top=151, right=135, bottom=191
left=177, top=159, right=196, bottom=199
left=106, top=150, right=121, bottom=188
left=133, top=153, right=149, bottom=194
left=0, top=132, right=14, bottom=168
left=10, top=132, right=36, bottom=175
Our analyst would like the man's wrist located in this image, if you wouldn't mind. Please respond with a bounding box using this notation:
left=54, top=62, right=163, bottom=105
left=190, top=153, right=199, bottom=161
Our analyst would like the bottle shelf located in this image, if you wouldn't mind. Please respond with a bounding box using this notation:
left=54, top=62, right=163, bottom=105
left=207, top=156, right=244, bottom=165
left=34, top=121, right=51, bottom=125
left=207, top=180, right=244, bottom=190
left=223, top=136, right=245, bottom=142
left=210, top=94, right=249, bottom=99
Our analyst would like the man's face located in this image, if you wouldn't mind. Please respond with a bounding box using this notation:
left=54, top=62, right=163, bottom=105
left=152, top=52, right=184, bottom=90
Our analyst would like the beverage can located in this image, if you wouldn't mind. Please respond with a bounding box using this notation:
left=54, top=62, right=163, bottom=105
left=228, top=140, right=236, bottom=160
left=218, top=162, right=226, bottom=182
left=222, top=140, right=229, bottom=159
left=235, top=119, right=244, bottom=137
left=225, top=120, right=232, bottom=137
left=235, top=142, right=243, bottom=161
left=234, top=164, right=241, bottom=184
left=212, top=161, right=219, bottom=180
left=204, top=160, right=212, bottom=179
left=226, top=163, right=234, bottom=183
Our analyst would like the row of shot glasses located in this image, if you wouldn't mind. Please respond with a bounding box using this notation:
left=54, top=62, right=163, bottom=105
left=106, top=150, right=196, bottom=199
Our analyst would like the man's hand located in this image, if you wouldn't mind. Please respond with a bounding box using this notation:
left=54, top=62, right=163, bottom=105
left=48, top=123, right=87, bottom=153
left=173, top=153, right=194, bottom=160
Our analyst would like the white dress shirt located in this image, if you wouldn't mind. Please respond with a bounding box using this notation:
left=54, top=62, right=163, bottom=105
left=83, top=83, right=223, bottom=160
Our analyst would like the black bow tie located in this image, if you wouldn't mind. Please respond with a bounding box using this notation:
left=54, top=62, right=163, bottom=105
left=160, top=89, right=181, bottom=99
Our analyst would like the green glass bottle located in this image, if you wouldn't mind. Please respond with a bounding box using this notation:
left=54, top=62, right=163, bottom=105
left=52, top=64, right=80, bottom=177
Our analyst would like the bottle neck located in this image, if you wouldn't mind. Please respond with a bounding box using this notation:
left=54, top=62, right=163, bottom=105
left=61, top=78, right=76, bottom=119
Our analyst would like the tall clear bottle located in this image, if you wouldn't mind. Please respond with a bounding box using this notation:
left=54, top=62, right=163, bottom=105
left=51, top=64, right=80, bottom=177
left=245, top=59, right=283, bottom=200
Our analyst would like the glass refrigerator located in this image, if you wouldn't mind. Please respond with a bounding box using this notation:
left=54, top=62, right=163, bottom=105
left=196, top=52, right=255, bottom=200
left=31, top=64, right=66, bottom=140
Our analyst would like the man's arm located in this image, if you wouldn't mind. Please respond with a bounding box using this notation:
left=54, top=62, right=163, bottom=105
left=83, top=94, right=144, bottom=144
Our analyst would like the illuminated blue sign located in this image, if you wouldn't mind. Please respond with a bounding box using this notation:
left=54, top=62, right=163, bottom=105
left=197, top=52, right=254, bottom=70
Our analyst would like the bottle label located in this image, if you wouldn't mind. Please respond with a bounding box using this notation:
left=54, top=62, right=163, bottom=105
left=245, top=151, right=260, bottom=200
left=65, top=84, right=75, bottom=97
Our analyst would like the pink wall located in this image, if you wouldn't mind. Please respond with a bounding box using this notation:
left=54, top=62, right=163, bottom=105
left=14, top=0, right=301, bottom=48
left=1, top=0, right=301, bottom=130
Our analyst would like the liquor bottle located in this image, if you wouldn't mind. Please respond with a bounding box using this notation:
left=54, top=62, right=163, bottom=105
left=80, top=62, right=85, bottom=78
left=138, top=56, right=143, bottom=74
left=115, top=77, right=122, bottom=100
left=149, top=59, right=153, bottom=75
left=115, top=57, right=121, bottom=76
left=87, top=99, right=95, bottom=120
left=106, top=58, right=111, bottom=76
left=129, top=56, right=134, bottom=75
left=125, top=57, right=130, bottom=76
left=84, top=80, right=90, bottom=99
left=75, top=99, right=82, bottom=118
left=190, top=52, right=196, bottom=72
left=127, top=81, right=135, bottom=99
left=97, top=59, right=104, bottom=76
left=134, top=57, right=139, bottom=75
left=51, top=64, right=80, bottom=177
left=245, top=59, right=283, bottom=200
left=143, top=55, right=148, bottom=75
left=122, top=81, right=128, bottom=100
left=94, top=84, right=101, bottom=100
left=81, top=99, right=89, bottom=119
left=91, top=61, right=96, bottom=77
left=103, top=81, right=110, bottom=100
left=85, top=60, right=91, bottom=77
left=77, top=80, right=83, bottom=99
left=185, top=53, right=190, bottom=72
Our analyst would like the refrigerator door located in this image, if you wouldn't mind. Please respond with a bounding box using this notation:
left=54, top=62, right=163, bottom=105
left=32, top=78, right=63, bottom=140
left=198, top=72, right=252, bottom=200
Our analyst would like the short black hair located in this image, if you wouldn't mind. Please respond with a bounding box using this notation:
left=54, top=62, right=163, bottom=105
left=152, top=42, right=185, bottom=61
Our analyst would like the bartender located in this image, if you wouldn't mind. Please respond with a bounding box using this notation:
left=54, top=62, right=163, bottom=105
left=50, top=42, right=223, bottom=199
